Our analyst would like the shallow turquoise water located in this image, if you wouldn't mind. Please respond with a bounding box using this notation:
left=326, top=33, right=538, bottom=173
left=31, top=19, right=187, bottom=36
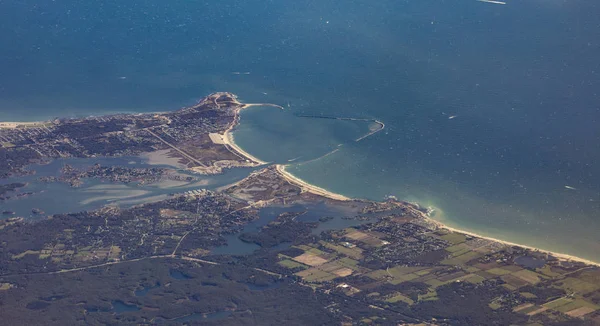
left=1, top=0, right=599, bottom=261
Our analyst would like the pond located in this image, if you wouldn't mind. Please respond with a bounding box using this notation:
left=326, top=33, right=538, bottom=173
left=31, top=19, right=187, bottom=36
left=514, top=255, right=546, bottom=269
left=112, top=300, right=141, bottom=313
left=211, top=201, right=386, bottom=256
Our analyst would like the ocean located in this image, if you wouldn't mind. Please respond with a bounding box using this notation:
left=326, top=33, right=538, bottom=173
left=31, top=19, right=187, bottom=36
left=1, top=0, right=599, bottom=261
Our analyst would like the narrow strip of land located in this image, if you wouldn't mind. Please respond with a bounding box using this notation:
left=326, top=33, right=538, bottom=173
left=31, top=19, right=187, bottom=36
left=275, top=164, right=351, bottom=201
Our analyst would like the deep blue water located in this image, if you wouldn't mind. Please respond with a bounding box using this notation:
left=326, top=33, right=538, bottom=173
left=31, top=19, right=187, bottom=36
left=1, top=0, right=599, bottom=261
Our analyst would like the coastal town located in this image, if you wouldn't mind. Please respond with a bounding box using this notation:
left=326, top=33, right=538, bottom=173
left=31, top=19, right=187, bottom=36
left=0, top=92, right=267, bottom=179
left=0, top=93, right=599, bottom=325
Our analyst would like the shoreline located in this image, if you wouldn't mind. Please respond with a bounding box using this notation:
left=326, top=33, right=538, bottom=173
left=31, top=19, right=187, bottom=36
left=217, top=98, right=283, bottom=166
left=270, top=164, right=600, bottom=266
left=273, top=163, right=600, bottom=266
left=4, top=99, right=599, bottom=267
left=420, top=213, right=600, bottom=267
left=222, top=129, right=269, bottom=165
left=275, top=164, right=351, bottom=202
left=209, top=96, right=599, bottom=266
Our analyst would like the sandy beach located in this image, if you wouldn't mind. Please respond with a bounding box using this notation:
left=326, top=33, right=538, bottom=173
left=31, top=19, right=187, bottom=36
left=275, top=164, right=351, bottom=201
left=270, top=166, right=600, bottom=266
left=216, top=100, right=284, bottom=166
left=222, top=130, right=268, bottom=165
left=428, top=218, right=600, bottom=267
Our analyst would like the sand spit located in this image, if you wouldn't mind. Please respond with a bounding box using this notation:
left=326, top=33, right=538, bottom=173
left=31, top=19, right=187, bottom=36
left=275, top=164, right=351, bottom=201
left=218, top=101, right=284, bottom=166
left=222, top=131, right=268, bottom=165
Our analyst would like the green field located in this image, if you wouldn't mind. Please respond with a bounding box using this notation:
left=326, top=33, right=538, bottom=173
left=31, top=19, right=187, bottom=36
left=278, top=259, right=308, bottom=269
left=385, top=293, right=414, bottom=305
left=486, top=267, right=513, bottom=276
left=542, top=297, right=572, bottom=310
left=440, top=233, right=467, bottom=244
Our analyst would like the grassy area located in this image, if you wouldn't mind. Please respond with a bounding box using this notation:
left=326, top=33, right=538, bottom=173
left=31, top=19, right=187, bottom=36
left=418, top=289, right=438, bottom=301
left=462, top=274, right=486, bottom=284
left=488, top=302, right=502, bottom=310
left=513, top=303, right=534, bottom=312
left=388, top=273, right=419, bottom=285
left=297, top=269, right=337, bottom=282
left=520, top=292, right=537, bottom=299
left=486, top=267, right=513, bottom=276
left=320, top=242, right=363, bottom=260
left=278, top=259, right=308, bottom=269
left=294, top=245, right=312, bottom=251
left=387, top=266, right=424, bottom=277
left=109, top=246, right=122, bottom=260
left=557, top=277, right=600, bottom=294
left=519, top=305, right=542, bottom=315
left=424, top=278, right=445, bottom=288
left=441, top=251, right=481, bottom=266
left=440, top=233, right=467, bottom=245
left=555, top=299, right=599, bottom=314
left=576, top=269, right=600, bottom=284
left=512, top=269, right=542, bottom=285
left=536, top=265, right=561, bottom=278
left=415, top=268, right=432, bottom=276
left=450, top=248, right=472, bottom=257
left=0, top=283, right=14, bottom=291
left=445, top=243, right=470, bottom=253
left=12, top=250, right=40, bottom=260
left=366, top=270, right=389, bottom=280
left=465, top=266, right=480, bottom=273
left=385, top=293, right=414, bottom=305
left=542, top=297, right=572, bottom=309
left=307, top=247, right=327, bottom=256
left=336, top=257, right=360, bottom=270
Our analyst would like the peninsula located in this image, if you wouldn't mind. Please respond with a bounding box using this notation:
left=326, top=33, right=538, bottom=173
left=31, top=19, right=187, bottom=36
left=1, top=93, right=599, bottom=325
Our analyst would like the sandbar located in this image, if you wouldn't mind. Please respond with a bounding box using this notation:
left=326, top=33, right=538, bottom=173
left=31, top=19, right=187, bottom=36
left=275, top=164, right=351, bottom=201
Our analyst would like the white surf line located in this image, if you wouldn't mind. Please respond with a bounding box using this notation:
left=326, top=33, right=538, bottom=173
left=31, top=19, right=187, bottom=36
left=477, top=0, right=507, bottom=4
